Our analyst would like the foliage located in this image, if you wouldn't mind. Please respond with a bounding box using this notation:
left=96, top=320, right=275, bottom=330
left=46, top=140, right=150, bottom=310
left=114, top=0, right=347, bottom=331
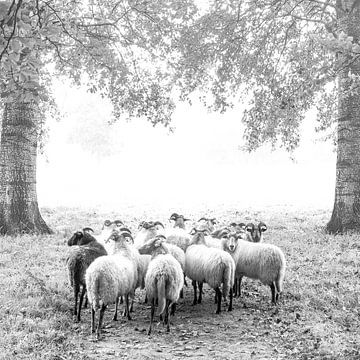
left=170, top=0, right=360, bottom=151
left=0, top=206, right=359, bottom=359
left=0, top=0, right=196, bottom=135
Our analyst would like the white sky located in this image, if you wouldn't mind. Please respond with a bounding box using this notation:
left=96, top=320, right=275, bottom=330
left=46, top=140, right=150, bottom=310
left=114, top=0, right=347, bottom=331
left=37, top=80, right=336, bottom=212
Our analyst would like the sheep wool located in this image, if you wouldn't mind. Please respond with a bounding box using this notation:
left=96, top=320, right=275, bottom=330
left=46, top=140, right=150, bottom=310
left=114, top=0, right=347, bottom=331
left=222, top=232, right=286, bottom=304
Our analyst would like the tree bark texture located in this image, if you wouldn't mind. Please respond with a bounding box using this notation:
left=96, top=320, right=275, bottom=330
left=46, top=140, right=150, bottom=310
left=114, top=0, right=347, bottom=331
left=327, top=0, right=360, bottom=233
left=0, top=101, right=52, bottom=235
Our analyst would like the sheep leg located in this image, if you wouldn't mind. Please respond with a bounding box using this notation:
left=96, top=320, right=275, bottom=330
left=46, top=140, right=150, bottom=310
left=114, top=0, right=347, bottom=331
left=96, top=304, right=106, bottom=340
left=148, top=298, right=155, bottom=335
left=215, top=287, right=222, bottom=314
left=125, top=294, right=132, bottom=320
left=164, top=299, right=169, bottom=326
left=233, top=280, right=237, bottom=297
left=238, top=276, right=243, bottom=298
left=228, top=287, right=233, bottom=312
left=113, top=296, right=119, bottom=321
left=144, top=294, right=148, bottom=304
left=83, top=294, right=88, bottom=309
left=120, top=296, right=123, bottom=304
left=180, top=289, right=184, bottom=299
left=73, top=285, right=79, bottom=317
left=91, top=307, right=96, bottom=333
left=198, top=282, right=203, bottom=304
left=270, top=283, right=276, bottom=304
left=129, top=299, right=134, bottom=313
left=77, top=285, right=86, bottom=322
left=183, top=273, right=188, bottom=287
left=192, top=280, right=198, bottom=305
left=170, top=303, right=176, bottom=316
left=166, top=300, right=171, bottom=333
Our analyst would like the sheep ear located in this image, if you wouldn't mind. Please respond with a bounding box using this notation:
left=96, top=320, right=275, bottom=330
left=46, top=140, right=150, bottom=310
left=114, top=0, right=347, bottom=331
left=202, top=229, right=210, bottom=236
left=183, top=217, right=190, bottom=222
left=119, top=227, right=132, bottom=234
left=211, top=218, right=217, bottom=225
left=246, top=223, right=254, bottom=232
left=259, top=222, right=267, bottom=232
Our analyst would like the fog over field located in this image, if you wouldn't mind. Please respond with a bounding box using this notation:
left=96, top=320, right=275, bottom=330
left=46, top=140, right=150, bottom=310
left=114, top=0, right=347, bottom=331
left=37, top=81, right=336, bottom=211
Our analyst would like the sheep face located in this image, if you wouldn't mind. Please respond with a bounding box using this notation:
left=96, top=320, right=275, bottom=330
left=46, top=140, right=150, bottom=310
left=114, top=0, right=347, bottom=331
left=170, top=213, right=190, bottom=229
left=138, top=235, right=167, bottom=256
left=107, top=230, right=134, bottom=247
left=67, top=231, right=83, bottom=246
left=222, top=231, right=246, bottom=252
left=139, top=221, right=164, bottom=231
left=188, top=228, right=209, bottom=246
left=246, top=222, right=267, bottom=242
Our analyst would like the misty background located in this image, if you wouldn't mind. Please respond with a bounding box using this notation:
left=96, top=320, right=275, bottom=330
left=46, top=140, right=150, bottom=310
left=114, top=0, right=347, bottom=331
left=37, top=80, right=336, bottom=212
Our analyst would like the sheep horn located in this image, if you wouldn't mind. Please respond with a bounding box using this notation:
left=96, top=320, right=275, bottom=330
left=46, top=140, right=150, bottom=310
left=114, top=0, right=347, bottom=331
left=114, top=219, right=124, bottom=226
left=217, top=229, right=230, bottom=238
left=119, top=231, right=133, bottom=241
left=153, top=221, right=164, bottom=229
left=258, top=222, right=267, bottom=232
left=83, top=227, right=94, bottom=233
left=103, top=220, right=112, bottom=227
left=198, top=217, right=207, bottom=222
left=119, top=227, right=132, bottom=234
left=246, top=223, right=255, bottom=232
left=155, top=234, right=167, bottom=240
left=169, top=213, right=179, bottom=220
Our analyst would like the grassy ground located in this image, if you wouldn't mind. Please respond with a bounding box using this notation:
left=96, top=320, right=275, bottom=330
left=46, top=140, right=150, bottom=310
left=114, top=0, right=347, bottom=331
left=0, top=206, right=359, bottom=359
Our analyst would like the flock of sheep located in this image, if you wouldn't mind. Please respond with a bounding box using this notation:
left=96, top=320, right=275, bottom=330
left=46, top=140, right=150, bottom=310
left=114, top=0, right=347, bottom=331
left=66, top=213, right=286, bottom=339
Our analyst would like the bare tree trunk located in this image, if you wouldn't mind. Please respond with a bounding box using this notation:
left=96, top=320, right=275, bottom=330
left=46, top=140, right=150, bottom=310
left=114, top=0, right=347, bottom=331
left=0, top=101, right=52, bottom=235
left=327, top=1, right=360, bottom=233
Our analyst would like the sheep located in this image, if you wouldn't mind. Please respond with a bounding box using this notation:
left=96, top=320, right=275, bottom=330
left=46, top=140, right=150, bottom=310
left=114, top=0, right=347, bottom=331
left=185, top=228, right=235, bottom=314
left=85, top=230, right=138, bottom=339
left=245, top=222, right=267, bottom=243
left=197, top=217, right=218, bottom=233
left=134, top=221, right=164, bottom=249
left=137, top=235, right=184, bottom=335
left=165, top=214, right=192, bottom=252
left=220, top=229, right=286, bottom=304
left=66, top=230, right=107, bottom=321
left=169, top=213, right=190, bottom=229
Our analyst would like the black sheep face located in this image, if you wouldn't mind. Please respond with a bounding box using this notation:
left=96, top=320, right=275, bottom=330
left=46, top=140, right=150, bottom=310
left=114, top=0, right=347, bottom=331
left=67, top=231, right=83, bottom=246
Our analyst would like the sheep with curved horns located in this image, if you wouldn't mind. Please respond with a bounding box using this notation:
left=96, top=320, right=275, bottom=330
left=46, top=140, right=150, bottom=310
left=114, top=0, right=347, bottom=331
left=85, top=230, right=138, bottom=339
left=220, top=229, right=286, bottom=304
left=97, top=219, right=130, bottom=254
left=165, top=214, right=192, bottom=252
left=185, top=228, right=235, bottom=314
left=169, top=213, right=191, bottom=229
left=66, top=229, right=107, bottom=321
left=134, top=221, right=164, bottom=249
left=197, top=217, right=218, bottom=233
left=138, top=235, right=184, bottom=335
left=245, top=222, right=267, bottom=243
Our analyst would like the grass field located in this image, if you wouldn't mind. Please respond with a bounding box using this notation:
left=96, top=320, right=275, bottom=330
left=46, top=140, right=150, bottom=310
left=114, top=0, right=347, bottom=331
left=0, top=206, right=359, bottom=359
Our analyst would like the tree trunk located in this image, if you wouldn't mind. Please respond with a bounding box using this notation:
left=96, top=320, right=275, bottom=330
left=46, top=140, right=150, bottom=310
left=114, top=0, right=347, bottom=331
left=0, top=101, right=52, bottom=235
left=327, top=1, right=360, bottom=233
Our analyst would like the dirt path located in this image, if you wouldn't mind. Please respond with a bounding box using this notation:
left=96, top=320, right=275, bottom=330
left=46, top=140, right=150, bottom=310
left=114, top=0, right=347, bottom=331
left=79, top=285, right=292, bottom=360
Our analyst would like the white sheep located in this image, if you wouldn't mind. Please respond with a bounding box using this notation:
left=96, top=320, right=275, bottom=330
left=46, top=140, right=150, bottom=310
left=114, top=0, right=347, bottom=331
left=220, top=229, right=286, bottom=304
left=134, top=221, right=164, bottom=249
left=85, top=230, right=138, bottom=339
left=185, top=229, right=235, bottom=314
left=165, top=214, right=192, bottom=252
left=197, top=217, right=218, bottom=233
left=138, top=235, right=184, bottom=335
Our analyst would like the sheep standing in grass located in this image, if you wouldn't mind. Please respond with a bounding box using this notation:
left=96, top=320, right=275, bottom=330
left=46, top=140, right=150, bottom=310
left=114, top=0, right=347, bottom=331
left=66, top=230, right=107, bottom=322
left=138, top=235, right=184, bottom=335
left=85, top=230, right=138, bottom=339
left=165, top=214, right=192, bottom=252
left=220, top=229, right=286, bottom=303
left=185, top=228, right=235, bottom=314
